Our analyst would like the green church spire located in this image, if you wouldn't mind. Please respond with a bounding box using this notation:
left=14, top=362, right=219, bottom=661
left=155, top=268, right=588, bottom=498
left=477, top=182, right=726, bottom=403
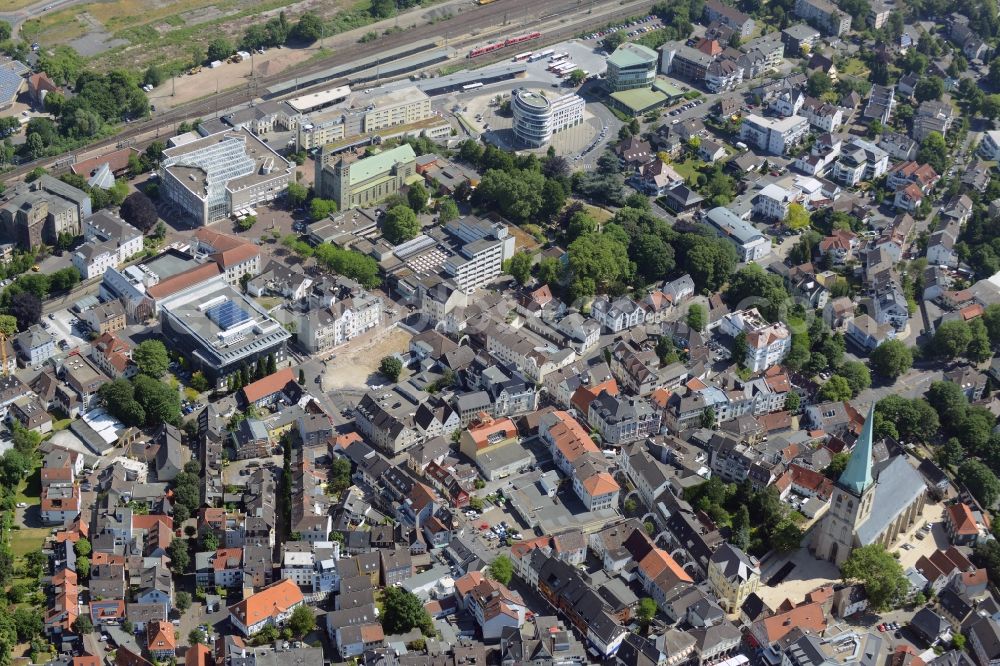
left=838, top=404, right=875, bottom=495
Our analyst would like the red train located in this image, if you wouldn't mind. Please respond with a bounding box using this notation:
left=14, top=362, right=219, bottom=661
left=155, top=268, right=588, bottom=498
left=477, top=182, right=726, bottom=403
left=467, top=31, right=542, bottom=58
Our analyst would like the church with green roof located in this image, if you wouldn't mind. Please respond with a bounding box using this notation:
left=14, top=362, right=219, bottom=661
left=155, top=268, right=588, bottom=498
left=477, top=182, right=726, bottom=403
left=812, top=405, right=928, bottom=565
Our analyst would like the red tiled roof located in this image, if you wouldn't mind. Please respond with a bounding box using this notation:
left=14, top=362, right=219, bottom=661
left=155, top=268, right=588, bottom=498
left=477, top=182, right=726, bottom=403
left=228, top=579, right=303, bottom=629
left=948, top=503, right=978, bottom=536
left=758, top=602, right=826, bottom=643
left=242, top=367, right=296, bottom=404
left=146, top=263, right=222, bottom=299
left=571, top=380, right=618, bottom=416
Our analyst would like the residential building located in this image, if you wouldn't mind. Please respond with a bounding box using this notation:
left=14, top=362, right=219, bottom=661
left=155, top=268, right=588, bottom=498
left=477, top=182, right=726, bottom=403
left=160, top=129, right=292, bottom=226
left=73, top=210, right=143, bottom=279
left=704, top=207, right=771, bottom=262
left=863, top=84, right=895, bottom=125
left=455, top=571, right=527, bottom=640
left=704, top=0, right=755, bottom=37
left=191, top=228, right=262, bottom=286
left=753, top=183, right=800, bottom=221
left=795, top=0, right=852, bottom=35
left=15, top=325, right=55, bottom=368
left=707, top=544, right=761, bottom=613
left=719, top=309, right=791, bottom=371
left=228, top=579, right=304, bottom=636
left=913, top=100, right=955, bottom=142
left=740, top=114, right=809, bottom=155
left=832, top=138, right=889, bottom=186
left=81, top=301, right=127, bottom=335
left=587, top=391, right=660, bottom=445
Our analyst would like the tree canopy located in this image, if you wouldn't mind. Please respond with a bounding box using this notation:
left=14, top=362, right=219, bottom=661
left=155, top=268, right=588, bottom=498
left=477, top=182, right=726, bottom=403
left=841, top=544, right=908, bottom=611
left=381, top=587, right=434, bottom=636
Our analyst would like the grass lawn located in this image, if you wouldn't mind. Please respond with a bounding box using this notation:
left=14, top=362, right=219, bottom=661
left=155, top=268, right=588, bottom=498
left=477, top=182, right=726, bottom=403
left=841, top=58, right=870, bottom=78
left=9, top=527, right=51, bottom=560
left=672, top=158, right=705, bottom=182
left=14, top=462, right=42, bottom=506
left=580, top=203, right=615, bottom=225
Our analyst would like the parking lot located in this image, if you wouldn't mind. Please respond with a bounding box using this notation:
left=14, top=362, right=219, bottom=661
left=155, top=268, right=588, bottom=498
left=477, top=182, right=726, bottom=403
left=43, top=309, right=91, bottom=357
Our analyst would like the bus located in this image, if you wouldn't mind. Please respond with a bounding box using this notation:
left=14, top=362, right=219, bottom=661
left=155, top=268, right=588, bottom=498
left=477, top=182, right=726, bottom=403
left=554, top=62, right=576, bottom=73
left=512, top=51, right=533, bottom=62
left=529, top=49, right=554, bottom=62
left=549, top=52, right=568, bottom=63
left=462, top=82, right=484, bottom=91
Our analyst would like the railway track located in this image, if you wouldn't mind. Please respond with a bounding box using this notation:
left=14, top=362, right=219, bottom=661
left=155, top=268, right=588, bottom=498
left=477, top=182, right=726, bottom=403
left=3, top=0, right=652, bottom=181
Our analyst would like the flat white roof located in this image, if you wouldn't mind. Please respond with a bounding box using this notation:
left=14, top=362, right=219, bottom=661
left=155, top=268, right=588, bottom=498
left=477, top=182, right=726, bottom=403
left=287, top=86, right=352, bottom=113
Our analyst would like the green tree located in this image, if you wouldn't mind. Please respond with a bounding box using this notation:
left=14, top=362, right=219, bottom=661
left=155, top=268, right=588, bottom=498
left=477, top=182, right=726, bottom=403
left=133, top=340, right=169, bottom=377
left=824, top=452, right=850, bottom=479
left=292, top=12, right=324, bottom=43
left=189, top=628, right=207, bottom=645
left=168, top=536, right=190, bottom=574
left=841, top=544, right=909, bottom=611
left=870, top=340, right=913, bottom=379
left=74, top=538, right=91, bottom=557
left=407, top=183, right=428, bottom=213
left=288, top=605, right=316, bottom=637
left=967, top=318, right=992, bottom=362
left=286, top=182, right=309, bottom=208
left=914, top=76, right=944, bottom=102
left=701, top=407, right=716, bottom=429
left=505, top=251, right=534, bottom=285
left=959, top=460, right=1000, bottom=507
left=379, top=356, right=403, bottom=381
left=309, top=198, right=337, bottom=221
left=732, top=331, right=748, bottom=367
left=839, top=362, right=871, bottom=396
left=932, top=320, right=973, bottom=359
left=637, top=597, right=657, bottom=625
left=686, top=303, right=706, bottom=332
left=926, top=380, right=969, bottom=431
left=488, top=555, right=514, bottom=585
left=206, top=37, right=234, bottom=63
left=176, top=591, right=192, bottom=612
left=772, top=520, right=804, bottom=552
left=917, top=131, right=947, bottom=174
left=383, top=205, right=420, bottom=244
left=371, top=0, right=395, bottom=17
left=437, top=197, right=459, bottom=223
left=785, top=392, right=800, bottom=412
left=76, top=555, right=90, bottom=578
left=785, top=202, right=811, bottom=230
left=807, top=70, right=833, bottom=96
left=74, top=615, right=93, bottom=635
left=818, top=375, right=853, bottom=401
left=0, top=314, right=17, bottom=337
left=381, top=587, right=434, bottom=636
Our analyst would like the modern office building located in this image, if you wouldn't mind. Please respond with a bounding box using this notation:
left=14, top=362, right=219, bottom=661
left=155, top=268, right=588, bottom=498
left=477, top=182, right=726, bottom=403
left=315, top=144, right=417, bottom=211
left=158, top=276, right=291, bottom=389
left=511, top=89, right=585, bottom=147
left=160, top=129, right=293, bottom=226
left=606, top=43, right=658, bottom=92
left=739, top=113, right=809, bottom=155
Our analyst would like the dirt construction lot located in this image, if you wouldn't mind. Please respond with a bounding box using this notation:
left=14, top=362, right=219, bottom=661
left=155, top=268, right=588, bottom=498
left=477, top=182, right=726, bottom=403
left=322, top=326, right=412, bottom=390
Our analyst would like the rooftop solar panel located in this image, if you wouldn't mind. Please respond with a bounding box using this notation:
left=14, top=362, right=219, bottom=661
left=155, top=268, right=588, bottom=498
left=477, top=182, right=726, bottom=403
left=206, top=299, right=251, bottom=330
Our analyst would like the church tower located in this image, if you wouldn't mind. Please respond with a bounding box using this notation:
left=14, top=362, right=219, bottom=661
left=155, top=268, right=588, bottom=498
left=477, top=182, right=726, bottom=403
left=813, top=405, right=876, bottom=565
